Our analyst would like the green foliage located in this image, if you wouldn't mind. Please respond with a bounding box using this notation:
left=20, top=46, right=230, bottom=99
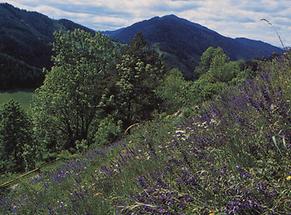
left=192, top=47, right=249, bottom=101
left=195, top=47, right=227, bottom=77
left=94, top=116, right=122, bottom=146
left=158, top=48, right=250, bottom=112
left=120, top=52, right=291, bottom=214
left=33, top=30, right=117, bottom=152
left=30, top=30, right=165, bottom=157
left=210, top=60, right=243, bottom=83
left=0, top=50, right=289, bottom=215
left=0, top=100, right=35, bottom=172
left=156, top=69, right=195, bottom=112
left=57, top=150, right=79, bottom=160
left=115, top=33, right=165, bottom=126
left=192, top=76, right=227, bottom=102
left=195, top=47, right=245, bottom=83
left=75, top=140, right=89, bottom=153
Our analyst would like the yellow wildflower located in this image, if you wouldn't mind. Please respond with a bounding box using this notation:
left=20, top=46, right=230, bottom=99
left=287, top=176, right=291, bottom=181
left=209, top=209, right=215, bottom=215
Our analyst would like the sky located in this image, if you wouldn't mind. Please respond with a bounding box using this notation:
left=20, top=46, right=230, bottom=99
left=4, top=0, right=291, bottom=47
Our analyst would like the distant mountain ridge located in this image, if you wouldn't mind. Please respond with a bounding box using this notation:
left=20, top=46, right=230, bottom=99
left=0, top=3, right=94, bottom=69
left=105, top=15, right=282, bottom=78
left=0, top=3, right=94, bottom=89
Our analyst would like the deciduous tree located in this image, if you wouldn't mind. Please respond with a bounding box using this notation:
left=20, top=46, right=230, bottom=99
left=33, top=30, right=116, bottom=152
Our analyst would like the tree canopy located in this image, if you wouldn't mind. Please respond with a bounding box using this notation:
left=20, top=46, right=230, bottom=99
left=114, top=33, right=165, bottom=126
left=33, top=30, right=117, bottom=151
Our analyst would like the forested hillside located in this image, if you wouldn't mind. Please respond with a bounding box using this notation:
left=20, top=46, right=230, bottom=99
left=0, top=29, right=290, bottom=214
left=0, top=53, right=43, bottom=90
left=0, top=3, right=94, bottom=90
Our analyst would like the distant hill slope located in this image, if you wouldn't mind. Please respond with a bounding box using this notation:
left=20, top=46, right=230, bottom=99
left=0, top=3, right=94, bottom=89
left=104, top=15, right=282, bottom=78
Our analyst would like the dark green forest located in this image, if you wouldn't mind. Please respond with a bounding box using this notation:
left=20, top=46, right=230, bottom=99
left=0, top=29, right=290, bottom=214
left=0, top=3, right=94, bottom=91
left=0, top=53, right=44, bottom=90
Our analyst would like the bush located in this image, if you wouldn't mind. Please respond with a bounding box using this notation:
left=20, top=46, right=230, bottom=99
left=156, top=69, right=195, bottom=112
left=94, top=116, right=122, bottom=146
left=75, top=140, right=89, bottom=153
left=158, top=48, right=250, bottom=112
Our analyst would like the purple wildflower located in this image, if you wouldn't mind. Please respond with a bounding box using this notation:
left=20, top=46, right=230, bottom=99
left=226, top=198, right=262, bottom=215
left=137, top=176, right=148, bottom=189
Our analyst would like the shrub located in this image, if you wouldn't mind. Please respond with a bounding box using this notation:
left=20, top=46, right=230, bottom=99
left=94, top=116, right=122, bottom=146
left=156, top=69, right=195, bottom=112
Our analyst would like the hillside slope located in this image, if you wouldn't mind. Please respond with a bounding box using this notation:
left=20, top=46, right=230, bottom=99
left=0, top=3, right=94, bottom=89
left=105, top=15, right=282, bottom=78
left=1, top=52, right=290, bottom=214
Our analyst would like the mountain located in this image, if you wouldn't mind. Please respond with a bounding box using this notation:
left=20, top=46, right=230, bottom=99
left=0, top=4, right=283, bottom=88
left=0, top=3, right=94, bottom=90
left=105, top=15, right=283, bottom=78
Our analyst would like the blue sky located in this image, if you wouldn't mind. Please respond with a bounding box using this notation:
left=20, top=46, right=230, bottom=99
left=5, top=0, right=291, bottom=47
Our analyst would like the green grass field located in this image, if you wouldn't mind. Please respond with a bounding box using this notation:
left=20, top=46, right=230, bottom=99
left=0, top=91, right=33, bottom=110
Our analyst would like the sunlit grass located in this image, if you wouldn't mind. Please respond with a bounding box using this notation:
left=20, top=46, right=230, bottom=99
left=0, top=91, right=33, bottom=110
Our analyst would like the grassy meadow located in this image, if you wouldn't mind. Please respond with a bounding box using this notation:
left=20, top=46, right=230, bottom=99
left=0, top=91, right=33, bottom=110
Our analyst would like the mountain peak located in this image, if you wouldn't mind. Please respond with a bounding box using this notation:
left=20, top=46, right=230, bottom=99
left=146, top=14, right=182, bottom=23
left=105, top=15, right=282, bottom=78
left=161, top=14, right=180, bottom=19
left=148, top=14, right=183, bottom=22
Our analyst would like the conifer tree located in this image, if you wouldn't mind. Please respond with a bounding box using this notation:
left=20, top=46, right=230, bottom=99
left=0, top=100, right=35, bottom=172
left=115, top=33, right=165, bottom=126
